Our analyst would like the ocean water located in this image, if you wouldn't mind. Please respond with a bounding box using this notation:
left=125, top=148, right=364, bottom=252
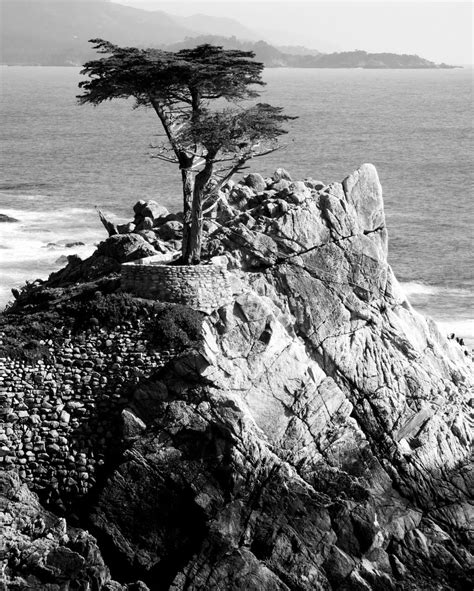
left=1, top=66, right=473, bottom=345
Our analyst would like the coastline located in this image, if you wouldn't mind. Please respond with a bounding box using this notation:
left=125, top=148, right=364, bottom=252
left=2, top=66, right=472, bottom=347
left=1, top=163, right=472, bottom=590
left=1, top=206, right=472, bottom=349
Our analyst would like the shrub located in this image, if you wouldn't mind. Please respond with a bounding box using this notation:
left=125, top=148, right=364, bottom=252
left=1, top=339, right=52, bottom=363
left=63, top=292, right=154, bottom=330
left=0, top=291, right=203, bottom=361
left=148, top=305, right=203, bottom=351
left=0, top=311, right=64, bottom=362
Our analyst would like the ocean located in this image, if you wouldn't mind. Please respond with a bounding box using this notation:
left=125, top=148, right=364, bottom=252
left=1, top=66, right=473, bottom=345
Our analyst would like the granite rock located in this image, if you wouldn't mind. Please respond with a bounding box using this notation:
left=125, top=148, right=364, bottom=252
left=96, top=234, right=159, bottom=264
left=88, top=164, right=473, bottom=590
left=0, top=471, right=121, bottom=590
left=244, top=172, right=267, bottom=193
left=133, top=200, right=169, bottom=222
left=2, top=164, right=472, bottom=591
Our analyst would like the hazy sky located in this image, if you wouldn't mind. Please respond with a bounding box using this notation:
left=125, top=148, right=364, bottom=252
left=113, top=1, right=473, bottom=64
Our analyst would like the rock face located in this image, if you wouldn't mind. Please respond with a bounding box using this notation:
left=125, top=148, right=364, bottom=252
left=0, top=471, right=132, bottom=590
left=90, top=165, right=473, bottom=589
left=1, top=164, right=472, bottom=590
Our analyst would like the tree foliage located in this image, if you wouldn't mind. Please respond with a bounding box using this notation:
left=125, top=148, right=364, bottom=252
left=78, top=39, right=295, bottom=263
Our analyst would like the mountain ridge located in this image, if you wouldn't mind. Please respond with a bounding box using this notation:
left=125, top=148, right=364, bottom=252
left=1, top=0, right=456, bottom=68
left=166, top=35, right=455, bottom=69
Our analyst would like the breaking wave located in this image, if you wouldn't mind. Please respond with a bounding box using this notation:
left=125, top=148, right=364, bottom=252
left=401, top=281, right=472, bottom=299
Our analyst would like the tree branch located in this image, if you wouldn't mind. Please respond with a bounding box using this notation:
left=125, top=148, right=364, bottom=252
left=150, top=153, right=180, bottom=163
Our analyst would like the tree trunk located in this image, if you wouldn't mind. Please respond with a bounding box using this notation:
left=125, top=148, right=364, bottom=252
left=149, top=99, right=196, bottom=261
left=184, top=161, right=214, bottom=264
left=181, top=166, right=194, bottom=260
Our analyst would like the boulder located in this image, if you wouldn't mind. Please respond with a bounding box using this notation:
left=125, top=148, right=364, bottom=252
left=117, top=222, right=136, bottom=234
left=134, top=200, right=169, bottom=222
left=304, top=178, right=326, bottom=191
left=222, top=179, right=235, bottom=192
left=143, top=201, right=169, bottom=220
left=135, top=216, right=154, bottom=232
left=272, top=167, right=292, bottom=182
left=272, top=178, right=291, bottom=193
left=122, top=409, right=146, bottom=440
left=275, top=199, right=289, bottom=214
left=264, top=202, right=279, bottom=217
left=156, top=220, right=184, bottom=242
left=244, top=172, right=267, bottom=193
left=287, top=180, right=312, bottom=203
left=229, top=184, right=255, bottom=209
left=136, top=230, right=161, bottom=247
left=96, top=234, right=158, bottom=263
left=154, top=212, right=181, bottom=226
left=133, top=200, right=147, bottom=215
left=342, top=163, right=385, bottom=234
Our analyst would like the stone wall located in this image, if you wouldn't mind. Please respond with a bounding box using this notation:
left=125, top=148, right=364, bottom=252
left=0, top=322, right=175, bottom=509
left=121, top=259, right=234, bottom=313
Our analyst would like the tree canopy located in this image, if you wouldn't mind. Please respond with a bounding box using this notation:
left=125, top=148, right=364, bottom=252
left=78, top=39, right=295, bottom=263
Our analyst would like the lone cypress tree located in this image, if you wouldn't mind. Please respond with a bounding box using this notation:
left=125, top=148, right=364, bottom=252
left=78, top=39, right=294, bottom=263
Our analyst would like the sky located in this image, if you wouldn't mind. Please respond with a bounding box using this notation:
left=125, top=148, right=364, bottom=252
left=112, top=1, right=474, bottom=64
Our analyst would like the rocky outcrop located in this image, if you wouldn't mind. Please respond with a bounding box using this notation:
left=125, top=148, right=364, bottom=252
left=1, top=164, right=472, bottom=590
left=0, top=213, right=19, bottom=223
left=88, top=165, right=473, bottom=589
left=39, top=234, right=160, bottom=290
left=0, top=471, right=134, bottom=590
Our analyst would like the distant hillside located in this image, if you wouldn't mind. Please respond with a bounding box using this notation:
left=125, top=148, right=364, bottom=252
left=1, top=1, right=455, bottom=68
left=309, top=50, right=455, bottom=69
left=166, top=36, right=291, bottom=67
left=276, top=45, right=322, bottom=56
left=1, top=0, right=196, bottom=65
left=168, top=36, right=455, bottom=69
left=0, top=0, right=257, bottom=66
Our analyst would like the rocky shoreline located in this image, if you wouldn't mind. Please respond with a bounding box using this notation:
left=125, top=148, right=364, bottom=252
left=1, top=164, right=472, bottom=590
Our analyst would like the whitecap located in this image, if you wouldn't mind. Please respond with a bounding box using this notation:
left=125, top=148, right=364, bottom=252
left=401, top=282, right=438, bottom=296
left=436, top=318, right=474, bottom=338
left=435, top=318, right=474, bottom=349
left=401, top=282, right=472, bottom=299
left=0, top=207, right=105, bottom=247
left=0, top=205, right=100, bottom=310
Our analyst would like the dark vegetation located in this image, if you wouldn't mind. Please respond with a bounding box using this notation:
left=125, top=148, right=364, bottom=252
left=0, top=291, right=204, bottom=362
left=148, top=306, right=203, bottom=351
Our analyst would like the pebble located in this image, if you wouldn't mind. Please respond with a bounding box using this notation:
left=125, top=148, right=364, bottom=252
left=59, top=410, right=70, bottom=424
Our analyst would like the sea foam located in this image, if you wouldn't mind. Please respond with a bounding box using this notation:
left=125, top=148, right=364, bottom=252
left=0, top=206, right=100, bottom=309
left=401, top=281, right=472, bottom=299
